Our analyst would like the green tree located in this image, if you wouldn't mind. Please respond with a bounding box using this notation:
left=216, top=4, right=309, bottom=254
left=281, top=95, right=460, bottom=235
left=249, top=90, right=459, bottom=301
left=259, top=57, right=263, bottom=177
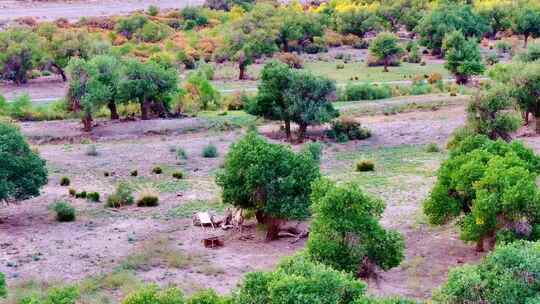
left=276, top=9, right=323, bottom=52
left=285, top=70, right=339, bottom=141
left=368, top=32, right=404, bottom=72
left=307, top=178, right=405, bottom=278
left=235, top=254, right=367, bottom=304
left=466, top=85, right=521, bottom=141
left=0, top=27, right=45, bottom=85
left=442, top=30, right=485, bottom=84
left=435, top=241, right=540, bottom=304
left=475, top=1, right=514, bottom=38
left=0, top=122, right=48, bottom=202
left=67, top=55, right=122, bottom=131
left=223, top=3, right=279, bottom=80
left=507, top=63, right=540, bottom=133
left=423, top=135, right=540, bottom=251
left=416, top=5, right=488, bottom=55
left=117, top=59, right=179, bottom=120
left=512, top=5, right=540, bottom=47
left=215, top=132, right=321, bottom=240
left=334, top=8, right=384, bottom=38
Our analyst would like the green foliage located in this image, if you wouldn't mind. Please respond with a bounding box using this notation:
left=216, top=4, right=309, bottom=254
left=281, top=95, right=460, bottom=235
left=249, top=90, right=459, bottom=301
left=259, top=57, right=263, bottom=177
left=334, top=8, right=384, bottom=38
left=75, top=191, right=87, bottom=199
left=518, top=43, right=540, bottom=62
left=106, top=182, right=134, bottom=208
left=416, top=5, right=488, bottom=53
left=0, top=272, right=6, bottom=298
left=356, top=160, right=375, bottom=172
left=235, top=254, right=367, bottom=304
left=183, top=70, right=221, bottom=111
left=369, top=32, right=404, bottom=71
left=0, top=122, right=48, bottom=202
left=172, top=171, right=184, bottom=179
left=137, top=195, right=159, bottom=207
left=87, top=192, right=100, bottom=202
left=216, top=132, right=321, bottom=222
left=202, top=143, right=218, bottom=158
left=327, top=117, right=371, bottom=142
left=115, top=15, right=149, bottom=39
left=276, top=9, right=323, bottom=52
left=424, top=135, right=540, bottom=249
left=342, top=83, right=392, bottom=101
left=137, top=21, right=172, bottom=43
left=442, top=30, right=485, bottom=84
left=147, top=5, right=159, bottom=16
left=307, top=178, right=404, bottom=276
left=152, top=166, right=163, bottom=174
left=44, top=285, right=79, bottom=304
left=0, top=27, right=45, bottom=84
left=466, top=85, right=521, bottom=141
left=187, top=289, right=230, bottom=304
left=53, top=201, right=76, bottom=222
left=506, top=63, right=540, bottom=131
left=177, top=148, right=188, bottom=160
left=512, top=6, right=540, bottom=47
left=425, top=143, right=440, bottom=153
left=435, top=241, right=540, bottom=304
left=122, top=285, right=184, bottom=304
left=60, top=177, right=71, bottom=186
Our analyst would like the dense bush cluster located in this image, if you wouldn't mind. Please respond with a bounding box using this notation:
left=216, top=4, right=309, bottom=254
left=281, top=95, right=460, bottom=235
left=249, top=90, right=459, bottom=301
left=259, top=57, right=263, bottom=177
left=327, top=117, right=371, bottom=142
left=53, top=201, right=76, bottom=222
left=424, top=135, right=540, bottom=251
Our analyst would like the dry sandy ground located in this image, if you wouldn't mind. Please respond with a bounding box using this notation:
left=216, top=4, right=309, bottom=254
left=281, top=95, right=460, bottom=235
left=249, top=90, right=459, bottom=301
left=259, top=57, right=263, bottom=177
left=0, top=0, right=204, bottom=21
left=2, top=102, right=525, bottom=301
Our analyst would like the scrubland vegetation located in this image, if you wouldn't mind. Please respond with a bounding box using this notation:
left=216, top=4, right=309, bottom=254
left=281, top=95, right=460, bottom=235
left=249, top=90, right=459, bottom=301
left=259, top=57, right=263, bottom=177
left=3, top=0, right=540, bottom=303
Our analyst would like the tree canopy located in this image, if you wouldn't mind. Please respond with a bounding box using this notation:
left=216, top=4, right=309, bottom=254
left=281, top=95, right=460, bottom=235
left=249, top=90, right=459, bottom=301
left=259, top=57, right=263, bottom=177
left=369, top=32, right=404, bottom=72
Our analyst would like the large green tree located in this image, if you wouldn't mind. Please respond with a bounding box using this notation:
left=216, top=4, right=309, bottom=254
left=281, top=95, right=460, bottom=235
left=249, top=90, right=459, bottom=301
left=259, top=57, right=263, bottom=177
left=0, top=122, right=48, bottom=202
left=215, top=132, right=321, bottom=240
left=276, top=9, right=324, bottom=52
left=416, top=5, right=488, bottom=55
left=334, top=8, right=384, bottom=38
left=424, top=135, right=540, bottom=251
left=307, top=178, right=405, bottom=278
left=369, top=32, right=404, bottom=72
left=512, top=5, right=540, bottom=48
left=0, top=27, right=45, bottom=85
left=507, top=63, right=540, bottom=133
left=117, top=59, right=179, bottom=120
left=442, top=30, right=485, bottom=84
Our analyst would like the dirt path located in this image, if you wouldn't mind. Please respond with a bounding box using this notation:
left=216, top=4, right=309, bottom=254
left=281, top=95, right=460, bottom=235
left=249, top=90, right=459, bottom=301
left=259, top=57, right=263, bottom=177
left=0, top=0, right=204, bottom=21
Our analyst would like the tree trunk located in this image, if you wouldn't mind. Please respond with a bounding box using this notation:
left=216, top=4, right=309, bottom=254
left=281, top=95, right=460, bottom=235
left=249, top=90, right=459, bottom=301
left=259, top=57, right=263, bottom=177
left=523, top=111, right=529, bottom=125
left=284, top=119, right=292, bottom=142
left=535, top=115, right=540, bottom=134
left=108, top=101, right=119, bottom=120
left=383, top=59, right=389, bottom=72
left=283, top=40, right=289, bottom=52
left=475, top=237, right=484, bottom=252
left=82, top=113, right=93, bottom=132
left=51, top=63, right=67, bottom=82
left=524, top=34, right=529, bottom=48
left=255, top=210, right=267, bottom=224
left=456, top=74, right=469, bottom=85
left=297, top=123, right=307, bottom=142
left=265, top=216, right=284, bottom=242
left=141, top=100, right=151, bottom=120
left=239, top=64, right=246, bottom=80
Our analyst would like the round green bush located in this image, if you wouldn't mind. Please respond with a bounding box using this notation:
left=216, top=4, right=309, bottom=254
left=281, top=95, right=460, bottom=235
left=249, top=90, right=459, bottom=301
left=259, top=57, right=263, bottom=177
left=106, top=182, right=134, bottom=208
left=425, top=143, right=440, bottom=153
left=202, top=144, right=218, bottom=158
left=152, top=167, right=163, bottom=174
left=75, top=191, right=87, bottom=199
left=53, top=201, right=76, bottom=222
left=172, top=171, right=184, bottom=179
left=60, top=177, right=70, bottom=186
left=68, top=188, right=77, bottom=197
left=87, top=192, right=100, bottom=202
left=356, top=160, right=375, bottom=172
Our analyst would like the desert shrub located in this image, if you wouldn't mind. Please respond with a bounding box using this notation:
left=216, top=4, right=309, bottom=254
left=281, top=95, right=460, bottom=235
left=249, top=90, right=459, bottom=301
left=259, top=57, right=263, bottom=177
left=427, top=73, right=442, bottom=84
left=136, top=189, right=159, bottom=207
left=172, top=171, right=184, bottom=179
left=130, top=170, right=138, bottom=177
left=404, top=42, right=421, bottom=63
left=304, top=42, right=327, bottom=54
left=495, top=40, right=512, bottom=54
left=434, top=241, right=540, bottom=304
left=147, top=5, right=159, bottom=16
left=223, top=92, right=248, bottom=111
left=87, top=192, right=100, bottom=202
left=0, top=122, right=48, bottom=201
left=307, top=178, right=404, bottom=277
left=68, top=188, right=77, bottom=196
left=122, top=285, right=184, bottom=304
left=485, top=53, right=499, bottom=65
left=152, top=166, right=163, bottom=174
left=181, top=70, right=221, bottom=112
left=53, top=201, right=76, bottom=222
left=327, top=117, right=371, bottom=142
left=336, top=63, right=345, bottom=69
left=424, top=135, right=540, bottom=251
left=353, top=39, right=370, bottom=49
left=216, top=132, right=320, bottom=240
left=187, top=289, right=229, bottom=304
left=106, top=182, right=134, bottom=208
left=44, top=286, right=79, bottom=304
left=75, top=191, right=87, bottom=199
left=60, top=177, right=71, bottom=186
left=235, top=254, right=367, bottom=304
left=356, top=160, right=375, bottom=172
left=86, top=145, right=98, bottom=156
left=410, top=81, right=432, bottom=95
left=425, top=143, right=440, bottom=153
left=518, top=43, right=540, bottom=63
left=202, top=144, right=218, bottom=158
left=115, top=15, right=148, bottom=39
left=181, top=6, right=209, bottom=27
left=343, top=34, right=361, bottom=46
left=176, top=148, right=188, bottom=160
left=277, top=52, right=303, bottom=69
left=0, top=272, right=6, bottom=298
left=136, top=21, right=171, bottom=43
left=343, top=83, right=392, bottom=101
